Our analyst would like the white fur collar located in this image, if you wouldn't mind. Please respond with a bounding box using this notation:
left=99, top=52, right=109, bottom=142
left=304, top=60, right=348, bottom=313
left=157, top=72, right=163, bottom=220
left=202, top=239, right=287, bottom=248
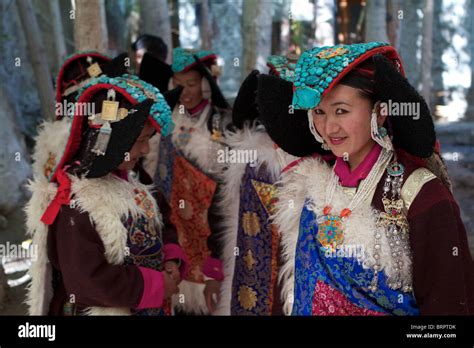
left=25, top=119, right=71, bottom=315
left=30, top=118, right=71, bottom=183
left=169, top=104, right=224, bottom=175
left=214, top=122, right=298, bottom=315
left=26, top=169, right=162, bottom=316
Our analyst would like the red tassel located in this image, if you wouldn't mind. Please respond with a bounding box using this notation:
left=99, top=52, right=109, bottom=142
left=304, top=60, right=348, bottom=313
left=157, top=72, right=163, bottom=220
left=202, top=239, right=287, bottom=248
left=40, top=168, right=72, bottom=225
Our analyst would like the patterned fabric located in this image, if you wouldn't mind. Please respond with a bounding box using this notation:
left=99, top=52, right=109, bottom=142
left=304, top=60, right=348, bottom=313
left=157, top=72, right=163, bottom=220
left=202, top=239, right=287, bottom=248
left=123, top=188, right=166, bottom=316
left=292, top=203, right=419, bottom=316
left=169, top=155, right=217, bottom=284
left=230, top=165, right=280, bottom=315
left=292, top=42, right=392, bottom=109
left=155, top=135, right=175, bottom=201
left=172, top=47, right=216, bottom=73
left=312, top=280, right=385, bottom=316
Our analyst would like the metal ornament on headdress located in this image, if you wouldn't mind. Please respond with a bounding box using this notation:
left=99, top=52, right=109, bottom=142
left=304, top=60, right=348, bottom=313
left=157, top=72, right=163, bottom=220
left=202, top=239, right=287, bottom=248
left=86, top=56, right=103, bottom=77
left=63, top=56, right=105, bottom=97
left=91, top=89, right=118, bottom=156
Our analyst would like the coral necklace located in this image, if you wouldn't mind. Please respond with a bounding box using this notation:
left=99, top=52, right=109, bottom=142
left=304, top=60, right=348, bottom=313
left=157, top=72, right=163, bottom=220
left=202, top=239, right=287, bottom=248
left=317, top=148, right=393, bottom=251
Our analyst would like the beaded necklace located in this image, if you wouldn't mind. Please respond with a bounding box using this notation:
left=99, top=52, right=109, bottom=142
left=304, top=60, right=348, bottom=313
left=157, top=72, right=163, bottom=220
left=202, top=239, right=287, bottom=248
left=317, top=147, right=413, bottom=293
left=317, top=148, right=392, bottom=252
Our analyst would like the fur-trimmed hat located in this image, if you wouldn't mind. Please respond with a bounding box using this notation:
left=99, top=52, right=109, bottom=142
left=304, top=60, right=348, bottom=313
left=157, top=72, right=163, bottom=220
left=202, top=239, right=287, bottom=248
left=292, top=42, right=404, bottom=109
left=41, top=75, right=174, bottom=225
left=258, top=42, right=436, bottom=158
left=171, top=47, right=217, bottom=73
left=231, top=54, right=326, bottom=157
left=139, top=52, right=174, bottom=93
left=55, top=51, right=129, bottom=118
left=266, top=54, right=299, bottom=82
left=232, top=54, right=300, bottom=128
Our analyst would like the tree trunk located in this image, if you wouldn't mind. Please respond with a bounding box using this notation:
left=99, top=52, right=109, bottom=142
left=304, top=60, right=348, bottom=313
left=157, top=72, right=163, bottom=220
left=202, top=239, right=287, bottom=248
left=338, top=0, right=350, bottom=43
left=106, top=0, right=127, bottom=55
left=431, top=0, right=447, bottom=117
left=272, top=0, right=290, bottom=55
left=242, top=0, right=272, bottom=78
left=140, top=0, right=172, bottom=62
left=210, top=0, right=243, bottom=98
left=399, top=0, right=422, bottom=89
left=314, top=0, right=336, bottom=46
left=50, top=0, right=67, bottom=67
left=464, top=0, right=474, bottom=121
left=280, top=0, right=291, bottom=54
left=364, top=0, right=388, bottom=42
left=33, top=0, right=60, bottom=74
left=170, top=0, right=180, bottom=48
left=387, top=0, right=403, bottom=49
left=125, top=0, right=140, bottom=72
left=73, top=0, right=109, bottom=52
left=16, top=0, right=55, bottom=121
left=0, top=72, right=32, bottom=214
left=421, top=0, right=433, bottom=111
left=59, top=0, right=75, bottom=54
left=199, top=0, right=212, bottom=50
left=311, top=0, right=318, bottom=46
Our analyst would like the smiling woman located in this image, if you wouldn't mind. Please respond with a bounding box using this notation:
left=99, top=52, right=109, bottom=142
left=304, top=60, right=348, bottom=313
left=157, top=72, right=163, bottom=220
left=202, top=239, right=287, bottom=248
left=270, top=42, right=474, bottom=316
left=149, top=47, right=233, bottom=315
left=310, top=84, right=377, bottom=169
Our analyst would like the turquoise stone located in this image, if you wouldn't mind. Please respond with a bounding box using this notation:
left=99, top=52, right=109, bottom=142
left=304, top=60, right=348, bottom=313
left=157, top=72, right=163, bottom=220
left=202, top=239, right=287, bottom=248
left=172, top=47, right=215, bottom=73
left=306, top=75, right=317, bottom=85
left=291, top=42, right=390, bottom=109
left=294, top=86, right=321, bottom=109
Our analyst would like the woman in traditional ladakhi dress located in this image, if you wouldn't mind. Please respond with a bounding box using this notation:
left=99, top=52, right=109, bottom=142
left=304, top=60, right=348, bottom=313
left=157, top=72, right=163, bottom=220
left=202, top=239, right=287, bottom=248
left=25, top=75, right=188, bottom=315
left=215, top=54, right=326, bottom=315
left=272, top=42, right=474, bottom=315
left=146, top=48, right=232, bottom=314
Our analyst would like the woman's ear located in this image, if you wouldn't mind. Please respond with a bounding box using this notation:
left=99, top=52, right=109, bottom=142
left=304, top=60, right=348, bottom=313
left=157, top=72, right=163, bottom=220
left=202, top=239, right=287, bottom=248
left=376, top=101, right=387, bottom=126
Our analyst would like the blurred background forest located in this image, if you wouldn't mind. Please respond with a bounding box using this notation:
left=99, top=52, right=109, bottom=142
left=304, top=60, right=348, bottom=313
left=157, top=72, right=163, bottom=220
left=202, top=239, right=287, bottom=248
left=0, top=0, right=473, bottom=314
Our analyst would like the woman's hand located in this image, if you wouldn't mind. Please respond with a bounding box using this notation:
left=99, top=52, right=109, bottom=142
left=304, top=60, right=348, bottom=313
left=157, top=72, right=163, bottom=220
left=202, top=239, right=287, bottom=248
left=163, top=271, right=179, bottom=299
left=203, top=279, right=221, bottom=314
left=164, top=260, right=182, bottom=284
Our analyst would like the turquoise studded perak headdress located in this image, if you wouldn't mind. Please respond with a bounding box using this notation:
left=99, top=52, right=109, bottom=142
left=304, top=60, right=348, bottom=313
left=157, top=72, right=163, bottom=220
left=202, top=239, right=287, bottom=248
left=76, top=74, right=174, bottom=137
left=48, top=74, right=173, bottom=183
left=171, top=47, right=217, bottom=73
left=292, top=42, right=404, bottom=110
left=266, top=54, right=299, bottom=83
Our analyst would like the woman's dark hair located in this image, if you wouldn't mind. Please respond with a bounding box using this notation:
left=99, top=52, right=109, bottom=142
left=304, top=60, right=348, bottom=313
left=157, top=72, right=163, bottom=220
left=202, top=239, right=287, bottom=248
left=338, top=59, right=376, bottom=104
left=132, top=34, right=168, bottom=62
left=338, top=58, right=393, bottom=133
